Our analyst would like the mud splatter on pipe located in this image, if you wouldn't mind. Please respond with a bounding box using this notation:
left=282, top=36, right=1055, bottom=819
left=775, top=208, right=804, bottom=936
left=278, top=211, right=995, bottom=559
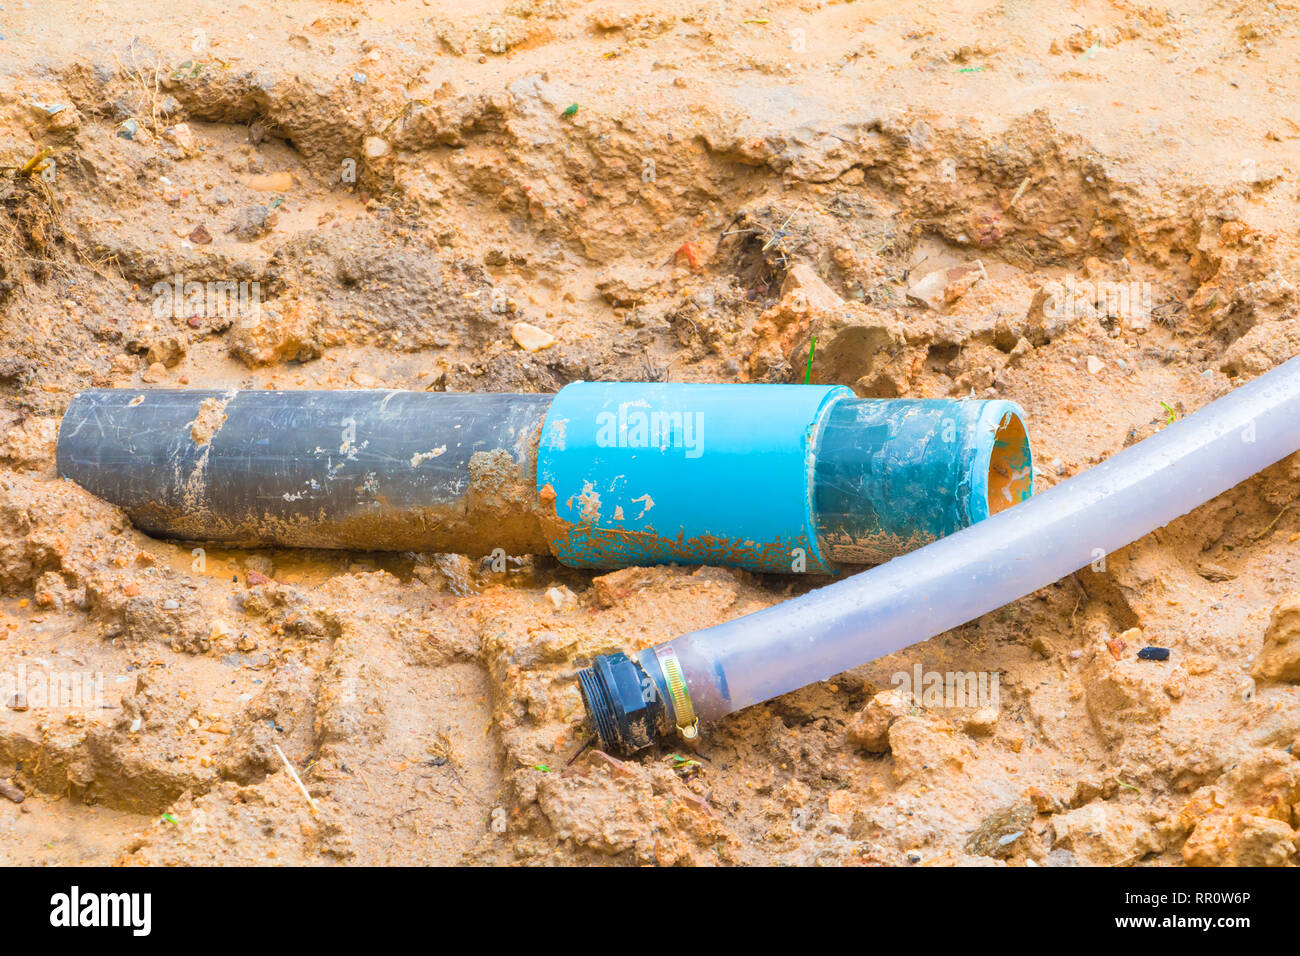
left=55, top=385, right=1032, bottom=573
left=577, top=356, right=1300, bottom=755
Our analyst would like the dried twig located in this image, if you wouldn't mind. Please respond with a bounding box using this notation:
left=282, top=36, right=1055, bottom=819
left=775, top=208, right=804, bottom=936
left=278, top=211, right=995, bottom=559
left=274, top=744, right=319, bottom=814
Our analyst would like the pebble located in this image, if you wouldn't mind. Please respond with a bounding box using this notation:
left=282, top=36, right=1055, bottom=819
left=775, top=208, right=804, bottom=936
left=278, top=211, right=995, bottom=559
left=142, top=362, right=168, bottom=383
left=0, top=780, right=24, bottom=804
left=162, top=599, right=179, bottom=610
left=163, top=122, right=197, bottom=155
left=188, top=223, right=213, bottom=244
left=1086, top=355, right=1104, bottom=375
left=8, top=692, right=27, bottom=712
left=352, top=72, right=367, bottom=84
left=247, top=171, right=293, bottom=192
left=1137, top=646, right=1171, bottom=662
left=511, top=321, right=555, bottom=352
left=545, top=585, right=576, bottom=609
left=230, top=205, right=271, bottom=241
left=363, top=136, right=390, bottom=158
left=116, top=118, right=139, bottom=140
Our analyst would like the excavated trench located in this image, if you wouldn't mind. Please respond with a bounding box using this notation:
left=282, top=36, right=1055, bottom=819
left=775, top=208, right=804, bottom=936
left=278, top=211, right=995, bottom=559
left=1, top=1, right=1299, bottom=866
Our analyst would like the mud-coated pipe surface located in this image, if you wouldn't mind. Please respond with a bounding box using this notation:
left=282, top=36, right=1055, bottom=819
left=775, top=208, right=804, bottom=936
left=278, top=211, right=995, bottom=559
left=56, top=389, right=553, bottom=554
left=652, top=355, right=1300, bottom=723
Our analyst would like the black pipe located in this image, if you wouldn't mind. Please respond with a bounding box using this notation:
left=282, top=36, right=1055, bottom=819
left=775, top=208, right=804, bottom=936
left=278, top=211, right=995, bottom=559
left=56, top=389, right=553, bottom=554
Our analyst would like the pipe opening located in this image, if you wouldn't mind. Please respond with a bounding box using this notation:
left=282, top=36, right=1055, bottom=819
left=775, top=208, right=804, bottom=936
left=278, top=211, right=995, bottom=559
left=987, top=410, right=1033, bottom=515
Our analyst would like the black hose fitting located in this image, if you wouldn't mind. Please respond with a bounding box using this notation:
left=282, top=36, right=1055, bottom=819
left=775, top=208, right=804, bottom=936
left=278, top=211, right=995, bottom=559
left=575, top=652, right=665, bottom=755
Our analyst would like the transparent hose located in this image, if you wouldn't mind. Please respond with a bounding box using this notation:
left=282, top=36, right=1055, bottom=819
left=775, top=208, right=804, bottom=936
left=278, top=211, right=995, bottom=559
left=664, top=356, right=1300, bottom=720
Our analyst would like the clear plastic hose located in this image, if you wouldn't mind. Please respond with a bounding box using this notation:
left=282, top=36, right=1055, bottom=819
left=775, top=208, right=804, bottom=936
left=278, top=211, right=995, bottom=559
left=662, top=356, right=1300, bottom=720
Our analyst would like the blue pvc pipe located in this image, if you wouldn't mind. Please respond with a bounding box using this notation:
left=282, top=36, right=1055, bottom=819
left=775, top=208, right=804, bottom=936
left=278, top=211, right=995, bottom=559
left=537, top=383, right=850, bottom=574
left=537, top=383, right=1033, bottom=574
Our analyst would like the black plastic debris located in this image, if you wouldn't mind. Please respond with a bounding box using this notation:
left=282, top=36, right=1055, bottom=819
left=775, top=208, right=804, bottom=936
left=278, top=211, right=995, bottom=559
left=1137, top=646, right=1171, bottom=661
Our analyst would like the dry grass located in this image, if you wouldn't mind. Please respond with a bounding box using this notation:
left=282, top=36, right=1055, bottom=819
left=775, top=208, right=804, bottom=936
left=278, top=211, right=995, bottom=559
left=0, top=148, right=63, bottom=294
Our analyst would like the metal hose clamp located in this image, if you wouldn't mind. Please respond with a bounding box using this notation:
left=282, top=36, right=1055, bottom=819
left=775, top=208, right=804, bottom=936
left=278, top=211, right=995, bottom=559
left=653, top=645, right=698, bottom=740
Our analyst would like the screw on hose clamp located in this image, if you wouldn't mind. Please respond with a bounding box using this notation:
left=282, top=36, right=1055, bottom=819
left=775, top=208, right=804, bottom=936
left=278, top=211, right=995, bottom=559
left=653, top=645, right=699, bottom=741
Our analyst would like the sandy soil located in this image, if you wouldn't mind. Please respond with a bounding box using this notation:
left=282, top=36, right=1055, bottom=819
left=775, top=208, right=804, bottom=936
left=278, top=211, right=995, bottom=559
left=1, top=0, right=1299, bottom=866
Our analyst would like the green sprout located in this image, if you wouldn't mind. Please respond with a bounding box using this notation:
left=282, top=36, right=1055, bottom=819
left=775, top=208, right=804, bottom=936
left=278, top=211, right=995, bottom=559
left=1160, top=401, right=1177, bottom=426
left=804, top=335, right=817, bottom=384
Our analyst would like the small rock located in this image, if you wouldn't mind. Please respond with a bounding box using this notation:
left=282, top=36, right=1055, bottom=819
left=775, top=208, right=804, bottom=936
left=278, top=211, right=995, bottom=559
left=187, top=717, right=201, bottom=731
left=1086, top=355, right=1104, bottom=375
left=229, top=205, right=272, bottom=242
left=162, top=122, right=198, bottom=157
left=363, top=136, right=390, bottom=158
left=116, top=118, right=140, bottom=140
left=1052, top=802, right=1164, bottom=866
left=846, top=688, right=911, bottom=752
left=1184, top=813, right=1296, bottom=867
left=545, top=585, right=576, bottom=610
left=188, top=223, right=213, bottom=245
left=352, top=72, right=367, bottom=84
left=965, top=803, right=1034, bottom=859
left=9, top=693, right=28, bottom=712
left=1137, top=646, right=1171, bottom=662
left=142, top=333, right=186, bottom=368
left=1251, top=593, right=1300, bottom=683
left=141, top=362, right=168, bottom=383
left=777, top=262, right=843, bottom=314
left=162, top=599, right=180, bottom=610
left=0, top=780, right=24, bottom=804
left=511, top=321, right=555, bottom=352
left=247, top=171, right=294, bottom=192
left=906, top=260, right=986, bottom=311
left=963, top=706, right=999, bottom=736
left=1196, top=559, right=1236, bottom=582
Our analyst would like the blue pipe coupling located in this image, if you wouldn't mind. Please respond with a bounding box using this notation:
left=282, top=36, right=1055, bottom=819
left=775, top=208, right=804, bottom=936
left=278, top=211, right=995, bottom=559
left=536, top=383, right=1033, bottom=574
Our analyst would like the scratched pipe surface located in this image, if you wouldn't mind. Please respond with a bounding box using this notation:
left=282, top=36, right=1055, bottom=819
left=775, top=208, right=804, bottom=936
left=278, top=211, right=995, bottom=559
left=56, top=389, right=554, bottom=554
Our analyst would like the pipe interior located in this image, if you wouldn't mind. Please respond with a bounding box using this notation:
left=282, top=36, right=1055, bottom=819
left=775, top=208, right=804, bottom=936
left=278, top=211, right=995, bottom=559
left=987, top=411, right=1033, bottom=515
